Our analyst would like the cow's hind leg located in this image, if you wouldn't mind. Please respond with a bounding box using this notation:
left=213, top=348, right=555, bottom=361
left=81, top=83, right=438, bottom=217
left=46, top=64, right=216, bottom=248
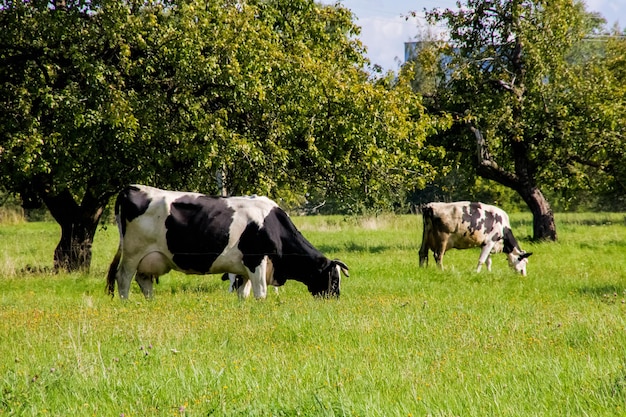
left=433, top=243, right=446, bottom=271
left=237, top=278, right=252, bottom=299
left=419, top=244, right=429, bottom=267
left=116, top=258, right=139, bottom=299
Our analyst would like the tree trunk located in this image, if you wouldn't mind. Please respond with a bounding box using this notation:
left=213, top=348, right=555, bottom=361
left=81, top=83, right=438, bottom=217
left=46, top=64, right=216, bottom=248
left=516, top=185, right=558, bottom=241
left=53, top=217, right=98, bottom=272
left=216, top=164, right=228, bottom=197
left=472, top=126, right=557, bottom=241
left=42, top=188, right=107, bottom=272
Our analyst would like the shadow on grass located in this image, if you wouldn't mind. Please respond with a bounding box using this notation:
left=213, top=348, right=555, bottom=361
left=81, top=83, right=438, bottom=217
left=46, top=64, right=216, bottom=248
left=19, top=264, right=56, bottom=275
left=171, top=282, right=223, bottom=295
left=577, top=285, right=626, bottom=304
left=577, top=239, right=626, bottom=250
left=317, top=242, right=415, bottom=254
left=559, top=216, right=626, bottom=226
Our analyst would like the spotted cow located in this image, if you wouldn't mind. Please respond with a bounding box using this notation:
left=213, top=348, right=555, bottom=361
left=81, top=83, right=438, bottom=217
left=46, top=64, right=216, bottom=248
left=106, top=185, right=349, bottom=299
left=419, top=201, right=532, bottom=275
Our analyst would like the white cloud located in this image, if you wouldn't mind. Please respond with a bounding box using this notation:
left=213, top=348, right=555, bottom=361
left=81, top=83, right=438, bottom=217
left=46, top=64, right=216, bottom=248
left=356, top=15, right=419, bottom=70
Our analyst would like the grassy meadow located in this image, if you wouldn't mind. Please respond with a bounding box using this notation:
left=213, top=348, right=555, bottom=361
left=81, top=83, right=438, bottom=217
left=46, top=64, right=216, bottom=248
left=1, top=213, right=626, bottom=416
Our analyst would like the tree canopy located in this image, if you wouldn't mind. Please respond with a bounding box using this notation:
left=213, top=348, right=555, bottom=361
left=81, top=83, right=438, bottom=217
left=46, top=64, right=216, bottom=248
left=0, top=0, right=440, bottom=270
left=411, top=0, right=626, bottom=240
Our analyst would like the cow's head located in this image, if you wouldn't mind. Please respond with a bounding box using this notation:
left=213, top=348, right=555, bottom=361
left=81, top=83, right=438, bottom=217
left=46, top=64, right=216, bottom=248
left=507, top=251, right=532, bottom=276
left=309, top=260, right=349, bottom=298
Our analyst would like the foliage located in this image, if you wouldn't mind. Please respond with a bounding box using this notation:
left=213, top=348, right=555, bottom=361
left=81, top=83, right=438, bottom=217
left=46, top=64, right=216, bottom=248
left=0, top=0, right=440, bottom=269
left=2, top=215, right=626, bottom=415
left=588, top=32, right=626, bottom=210
left=0, top=0, right=438, bottom=206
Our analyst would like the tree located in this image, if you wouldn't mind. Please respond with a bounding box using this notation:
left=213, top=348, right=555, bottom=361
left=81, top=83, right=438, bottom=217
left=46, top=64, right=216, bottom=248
left=415, top=0, right=626, bottom=240
left=1, top=0, right=147, bottom=270
left=580, top=29, right=626, bottom=210
left=0, top=0, right=439, bottom=271
left=200, top=0, right=443, bottom=213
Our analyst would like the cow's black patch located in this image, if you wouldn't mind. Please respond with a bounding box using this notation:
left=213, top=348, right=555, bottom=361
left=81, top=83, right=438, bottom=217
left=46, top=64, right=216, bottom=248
left=238, top=219, right=277, bottom=272
left=462, top=202, right=503, bottom=235
left=431, top=212, right=447, bottom=233
left=165, top=195, right=235, bottom=273
left=502, top=227, right=520, bottom=254
left=308, top=262, right=341, bottom=298
left=117, top=185, right=152, bottom=236
left=255, top=207, right=330, bottom=292
left=482, top=211, right=497, bottom=234
left=462, top=203, right=483, bottom=234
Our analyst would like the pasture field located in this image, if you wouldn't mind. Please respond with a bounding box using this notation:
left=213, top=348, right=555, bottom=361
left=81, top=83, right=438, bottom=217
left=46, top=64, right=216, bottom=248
left=1, top=213, right=626, bottom=416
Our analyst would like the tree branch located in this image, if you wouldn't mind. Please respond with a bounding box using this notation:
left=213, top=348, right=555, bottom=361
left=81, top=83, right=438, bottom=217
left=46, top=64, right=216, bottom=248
left=471, top=125, right=519, bottom=188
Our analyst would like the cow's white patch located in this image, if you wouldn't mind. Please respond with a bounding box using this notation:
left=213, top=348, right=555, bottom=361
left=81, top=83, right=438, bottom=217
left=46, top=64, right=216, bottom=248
left=207, top=196, right=279, bottom=274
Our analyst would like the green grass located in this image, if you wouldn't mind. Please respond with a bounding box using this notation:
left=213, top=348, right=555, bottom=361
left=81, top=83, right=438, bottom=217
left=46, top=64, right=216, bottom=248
left=1, top=213, right=626, bottom=416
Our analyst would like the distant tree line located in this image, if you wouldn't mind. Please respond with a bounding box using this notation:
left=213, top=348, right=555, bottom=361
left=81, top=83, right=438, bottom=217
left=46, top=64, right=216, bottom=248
left=0, top=0, right=625, bottom=270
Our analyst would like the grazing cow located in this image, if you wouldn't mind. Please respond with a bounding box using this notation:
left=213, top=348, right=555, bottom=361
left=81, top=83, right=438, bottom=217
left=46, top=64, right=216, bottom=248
left=106, top=185, right=349, bottom=299
left=419, top=202, right=532, bottom=275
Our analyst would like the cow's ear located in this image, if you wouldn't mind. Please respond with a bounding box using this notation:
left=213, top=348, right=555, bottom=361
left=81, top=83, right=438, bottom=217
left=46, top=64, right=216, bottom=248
left=520, top=252, right=533, bottom=260
left=334, top=260, right=350, bottom=277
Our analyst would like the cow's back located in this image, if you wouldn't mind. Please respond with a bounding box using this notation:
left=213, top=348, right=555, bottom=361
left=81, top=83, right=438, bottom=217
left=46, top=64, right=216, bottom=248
left=427, top=201, right=508, bottom=250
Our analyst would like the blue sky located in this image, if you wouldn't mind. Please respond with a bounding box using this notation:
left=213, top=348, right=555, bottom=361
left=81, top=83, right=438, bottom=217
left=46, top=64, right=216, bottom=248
left=319, top=0, right=626, bottom=73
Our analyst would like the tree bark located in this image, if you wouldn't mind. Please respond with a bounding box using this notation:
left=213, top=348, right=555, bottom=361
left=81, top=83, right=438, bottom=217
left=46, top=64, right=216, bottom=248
left=42, top=187, right=107, bottom=272
left=516, top=185, right=557, bottom=241
left=472, top=126, right=557, bottom=241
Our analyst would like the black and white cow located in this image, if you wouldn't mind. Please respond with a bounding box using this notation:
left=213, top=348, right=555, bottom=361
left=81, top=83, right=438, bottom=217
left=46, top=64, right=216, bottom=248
left=419, top=201, right=532, bottom=275
left=106, top=185, right=349, bottom=299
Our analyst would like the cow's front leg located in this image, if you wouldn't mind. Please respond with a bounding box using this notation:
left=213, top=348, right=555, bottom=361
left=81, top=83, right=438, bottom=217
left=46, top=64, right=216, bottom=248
left=477, top=244, right=494, bottom=273
left=418, top=246, right=429, bottom=267
left=248, top=257, right=269, bottom=299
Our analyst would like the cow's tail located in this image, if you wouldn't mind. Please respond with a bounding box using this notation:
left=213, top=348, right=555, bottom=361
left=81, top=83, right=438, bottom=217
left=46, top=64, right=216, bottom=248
left=106, top=247, right=121, bottom=297
left=419, top=205, right=433, bottom=267
left=106, top=192, right=124, bottom=297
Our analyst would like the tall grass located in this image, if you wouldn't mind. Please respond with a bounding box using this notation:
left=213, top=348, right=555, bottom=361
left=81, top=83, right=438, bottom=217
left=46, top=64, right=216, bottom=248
left=0, top=206, right=24, bottom=226
left=1, top=213, right=626, bottom=416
